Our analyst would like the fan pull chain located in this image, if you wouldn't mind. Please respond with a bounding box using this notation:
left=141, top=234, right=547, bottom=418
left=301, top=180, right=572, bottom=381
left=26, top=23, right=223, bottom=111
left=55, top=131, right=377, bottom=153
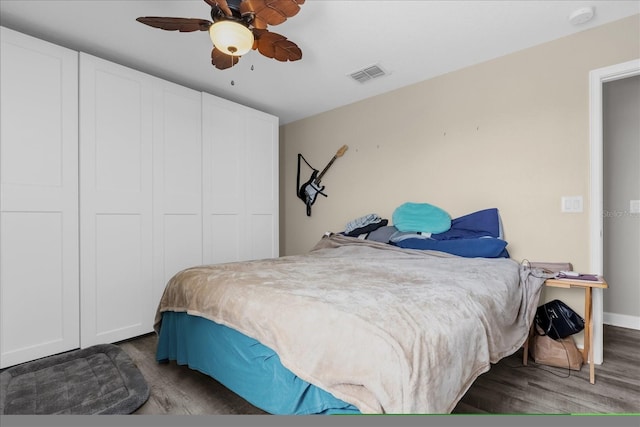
left=231, top=63, right=255, bottom=86
left=230, top=55, right=237, bottom=86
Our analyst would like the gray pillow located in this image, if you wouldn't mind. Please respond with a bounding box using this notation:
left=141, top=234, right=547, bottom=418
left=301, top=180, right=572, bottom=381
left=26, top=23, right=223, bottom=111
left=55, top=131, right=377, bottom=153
left=366, top=225, right=398, bottom=243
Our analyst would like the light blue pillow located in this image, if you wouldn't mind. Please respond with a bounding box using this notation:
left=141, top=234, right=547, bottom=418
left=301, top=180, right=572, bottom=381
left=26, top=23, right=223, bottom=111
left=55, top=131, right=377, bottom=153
left=392, top=202, right=451, bottom=233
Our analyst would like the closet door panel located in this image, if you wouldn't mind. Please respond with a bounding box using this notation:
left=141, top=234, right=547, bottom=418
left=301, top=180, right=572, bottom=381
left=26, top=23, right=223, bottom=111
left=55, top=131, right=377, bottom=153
left=80, top=53, right=154, bottom=347
left=245, top=111, right=279, bottom=260
left=202, top=93, right=278, bottom=264
left=249, top=213, right=276, bottom=260
left=162, top=215, right=202, bottom=276
left=1, top=213, right=68, bottom=355
left=207, top=104, right=243, bottom=212
left=0, top=27, right=79, bottom=368
left=152, top=81, right=202, bottom=305
left=159, top=90, right=201, bottom=209
left=208, top=214, right=241, bottom=264
left=202, top=95, right=245, bottom=264
left=94, top=214, right=144, bottom=333
left=93, top=75, right=144, bottom=194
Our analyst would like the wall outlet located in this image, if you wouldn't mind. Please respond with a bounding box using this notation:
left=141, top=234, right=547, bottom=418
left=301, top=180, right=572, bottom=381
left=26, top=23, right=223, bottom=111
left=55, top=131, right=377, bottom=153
left=631, top=200, right=640, bottom=214
left=561, top=196, right=583, bottom=213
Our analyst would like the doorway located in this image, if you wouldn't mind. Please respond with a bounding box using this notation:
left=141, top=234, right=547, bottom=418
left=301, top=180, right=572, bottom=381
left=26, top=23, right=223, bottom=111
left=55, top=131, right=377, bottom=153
left=589, top=59, right=640, bottom=364
left=603, top=75, right=640, bottom=329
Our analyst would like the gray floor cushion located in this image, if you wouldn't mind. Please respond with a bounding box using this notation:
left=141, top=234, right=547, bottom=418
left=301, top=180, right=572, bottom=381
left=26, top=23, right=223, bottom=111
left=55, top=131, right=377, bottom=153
left=1, top=343, right=149, bottom=414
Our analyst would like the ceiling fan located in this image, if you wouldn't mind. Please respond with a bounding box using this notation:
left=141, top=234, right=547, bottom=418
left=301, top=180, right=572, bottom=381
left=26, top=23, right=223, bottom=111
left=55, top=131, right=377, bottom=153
left=137, top=0, right=305, bottom=70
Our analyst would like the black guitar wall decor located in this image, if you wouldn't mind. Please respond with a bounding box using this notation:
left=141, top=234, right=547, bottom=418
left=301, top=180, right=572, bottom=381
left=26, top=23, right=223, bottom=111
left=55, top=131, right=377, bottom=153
left=296, top=145, right=348, bottom=216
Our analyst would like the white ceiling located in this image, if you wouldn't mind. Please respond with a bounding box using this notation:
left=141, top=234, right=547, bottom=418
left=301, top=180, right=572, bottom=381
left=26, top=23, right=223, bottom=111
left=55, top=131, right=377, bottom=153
left=1, top=1, right=638, bottom=124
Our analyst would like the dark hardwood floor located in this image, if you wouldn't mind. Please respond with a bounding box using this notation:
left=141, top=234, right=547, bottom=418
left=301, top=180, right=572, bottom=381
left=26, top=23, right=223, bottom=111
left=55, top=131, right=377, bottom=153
left=117, top=324, right=640, bottom=415
left=454, top=325, right=640, bottom=414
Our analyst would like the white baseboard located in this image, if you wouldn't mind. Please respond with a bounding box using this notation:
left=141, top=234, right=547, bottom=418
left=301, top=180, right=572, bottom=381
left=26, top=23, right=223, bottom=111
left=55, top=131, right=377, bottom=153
left=603, top=312, right=640, bottom=330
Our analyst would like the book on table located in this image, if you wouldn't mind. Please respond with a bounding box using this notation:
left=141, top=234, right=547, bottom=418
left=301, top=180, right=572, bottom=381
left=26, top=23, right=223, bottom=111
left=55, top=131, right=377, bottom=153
left=555, top=271, right=603, bottom=283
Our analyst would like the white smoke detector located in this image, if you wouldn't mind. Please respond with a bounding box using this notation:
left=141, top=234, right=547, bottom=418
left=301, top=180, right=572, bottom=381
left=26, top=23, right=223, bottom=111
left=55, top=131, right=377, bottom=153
left=569, top=7, right=595, bottom=25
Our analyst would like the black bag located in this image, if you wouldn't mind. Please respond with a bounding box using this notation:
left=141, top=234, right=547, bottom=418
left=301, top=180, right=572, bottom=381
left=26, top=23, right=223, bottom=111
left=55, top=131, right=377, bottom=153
left=535, top=299, right=584, bottom=340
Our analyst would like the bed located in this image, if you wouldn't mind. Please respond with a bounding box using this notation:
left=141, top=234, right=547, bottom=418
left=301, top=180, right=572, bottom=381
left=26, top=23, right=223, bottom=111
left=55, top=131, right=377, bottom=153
left=153, top=232, right=547, bottom=414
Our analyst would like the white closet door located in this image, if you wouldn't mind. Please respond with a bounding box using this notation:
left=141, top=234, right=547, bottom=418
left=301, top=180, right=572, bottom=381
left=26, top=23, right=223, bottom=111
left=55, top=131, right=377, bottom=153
left=0, top=27, right=79, bottom=368
left=244, top=109, right=279, bottom=260
left=202, top=94, right=246, bottom=264
left=79, top=53, right=154, bottom=347
left=152, top=81, right=203, bottom=308
left=202, top=93, right=279, bottom=264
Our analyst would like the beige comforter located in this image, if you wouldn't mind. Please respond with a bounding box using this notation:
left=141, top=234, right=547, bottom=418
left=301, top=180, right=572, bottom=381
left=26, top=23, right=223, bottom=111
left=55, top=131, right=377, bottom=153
left=154, top=234, right=547, bottom=414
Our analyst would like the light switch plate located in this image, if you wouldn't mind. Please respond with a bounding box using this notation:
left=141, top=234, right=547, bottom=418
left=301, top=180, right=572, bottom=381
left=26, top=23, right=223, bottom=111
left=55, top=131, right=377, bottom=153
left=631, top=200, right=640, bottom=214
left=561, top=196, right=583, bottom=213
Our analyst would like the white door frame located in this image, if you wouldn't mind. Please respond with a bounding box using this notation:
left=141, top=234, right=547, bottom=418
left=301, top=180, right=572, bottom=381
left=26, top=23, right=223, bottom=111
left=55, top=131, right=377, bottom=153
left=589, top=58, right=640, bottom=364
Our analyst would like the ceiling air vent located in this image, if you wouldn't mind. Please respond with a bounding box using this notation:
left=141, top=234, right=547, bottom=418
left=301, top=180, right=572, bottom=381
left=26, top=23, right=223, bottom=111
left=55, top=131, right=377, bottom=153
left=349, top=64, right=387, bottom=83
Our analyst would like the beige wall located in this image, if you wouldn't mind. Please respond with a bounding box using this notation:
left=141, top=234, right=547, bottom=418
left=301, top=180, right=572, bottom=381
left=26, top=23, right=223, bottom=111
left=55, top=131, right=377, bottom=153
left=279, top=15, right=640, bottom=343
left=280, top=15, right=640, bottom=265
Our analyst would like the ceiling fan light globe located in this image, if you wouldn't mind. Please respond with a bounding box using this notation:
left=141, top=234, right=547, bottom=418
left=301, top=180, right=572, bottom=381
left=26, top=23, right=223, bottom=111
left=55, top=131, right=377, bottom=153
left=209, top=20, right=254, bottom=56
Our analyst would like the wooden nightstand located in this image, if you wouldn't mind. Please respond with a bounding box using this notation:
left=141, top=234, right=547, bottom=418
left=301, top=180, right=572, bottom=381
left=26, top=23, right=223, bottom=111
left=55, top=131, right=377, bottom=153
left=523, top=276, right=608, bottom=384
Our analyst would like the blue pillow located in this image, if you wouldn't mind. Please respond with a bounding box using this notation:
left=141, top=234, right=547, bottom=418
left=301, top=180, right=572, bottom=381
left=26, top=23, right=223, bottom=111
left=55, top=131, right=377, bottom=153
left=394, top=237, right=509, bottom=258
left=392, top=202, right=451, bottom=233
left=431, top=208, right=502, bottom=240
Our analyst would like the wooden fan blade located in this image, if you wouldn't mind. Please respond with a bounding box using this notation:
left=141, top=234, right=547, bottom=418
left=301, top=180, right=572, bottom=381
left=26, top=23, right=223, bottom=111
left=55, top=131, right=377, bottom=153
left=211, top=47, right=240, bottom=70
left=204, top=0, right=233, bottom=17
left=136, top=17, right=212, bottom=32
left=253, top=29, right=302, bottom=62
left=241, top=0, right=305, bottom=26
left=251, top=16, right=268, bottom=30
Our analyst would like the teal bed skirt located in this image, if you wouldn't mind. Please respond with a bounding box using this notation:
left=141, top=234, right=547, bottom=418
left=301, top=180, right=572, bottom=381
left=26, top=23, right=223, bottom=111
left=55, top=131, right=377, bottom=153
left=156, top=311, right=360, bottom=415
